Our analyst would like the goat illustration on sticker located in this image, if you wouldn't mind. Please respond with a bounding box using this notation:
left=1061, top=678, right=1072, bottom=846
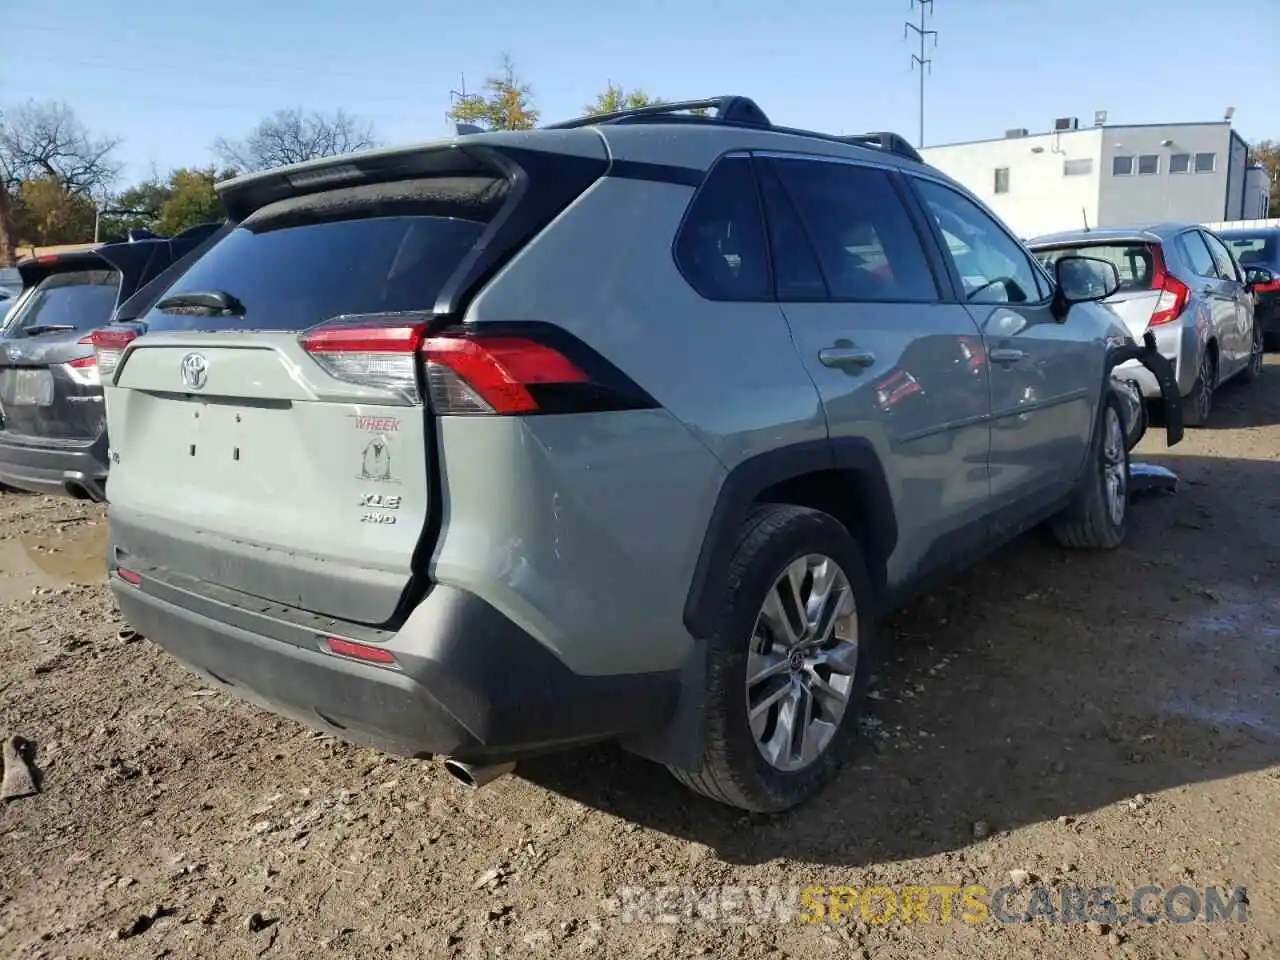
left=360, top=436, right=393, bottom=482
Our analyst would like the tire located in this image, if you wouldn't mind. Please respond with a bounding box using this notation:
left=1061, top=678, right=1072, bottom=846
left=1051, top=395, right=1130, bottom=550
left=667, top=504, right=876, bottom=813
left=1183, top=346, right=1216, bottom=427
left=1241, top=323, right=1265, bottom=384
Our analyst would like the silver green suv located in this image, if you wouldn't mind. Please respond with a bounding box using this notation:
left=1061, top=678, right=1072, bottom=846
left=96, top=97, right=1182, bottom=812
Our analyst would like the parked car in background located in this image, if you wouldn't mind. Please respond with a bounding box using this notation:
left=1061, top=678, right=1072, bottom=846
left=95, top=96, right=1182, bottom=813
left=1216, top=225, right=1280, bottom=350
left=1030, top=223, right=1267, bottom=426
left=0, top=224, right=222, bottom=500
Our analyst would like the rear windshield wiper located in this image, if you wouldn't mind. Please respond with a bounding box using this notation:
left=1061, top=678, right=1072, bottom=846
left=22, top=324, right=78, bottom=336
left=154, top=290, right=246, bottom=316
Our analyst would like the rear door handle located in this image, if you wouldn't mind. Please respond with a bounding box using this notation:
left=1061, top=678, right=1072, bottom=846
left=989, top=347, right=1026, bottom=365
left=818, top=347, right=876, bottom=371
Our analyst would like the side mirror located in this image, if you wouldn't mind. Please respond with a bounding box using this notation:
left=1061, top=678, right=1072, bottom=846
left=1055, top=255, right=1121, bottom=304
left=1244, top=266, right=1276, bottom=291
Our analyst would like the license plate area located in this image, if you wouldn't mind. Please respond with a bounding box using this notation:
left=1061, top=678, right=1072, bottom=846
left=0, top=369, right=55, bottom=407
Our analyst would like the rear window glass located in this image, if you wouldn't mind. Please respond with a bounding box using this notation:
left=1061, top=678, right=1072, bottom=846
left=3, top=269, right=121, bottom=334
left=1221, top=234, right=1277, bottom=267
left=1034, top=243, right=1156, bottom=292
left=143, top=215, right=487, bottom=332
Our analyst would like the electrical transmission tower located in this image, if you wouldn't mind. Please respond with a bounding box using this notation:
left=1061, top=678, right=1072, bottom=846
left=904, top=0, right=938, bottom=149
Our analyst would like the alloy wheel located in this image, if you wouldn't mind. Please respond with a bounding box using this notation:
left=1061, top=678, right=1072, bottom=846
left=1196, top=352, right=1214, bottom=423
left=746, top=554, right=859, bottom=772
left=1101, top=405, right=1127, bottom=527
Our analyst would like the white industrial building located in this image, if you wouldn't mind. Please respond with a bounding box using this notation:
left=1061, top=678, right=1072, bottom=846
left=921, top=114, right=1271, bottom=239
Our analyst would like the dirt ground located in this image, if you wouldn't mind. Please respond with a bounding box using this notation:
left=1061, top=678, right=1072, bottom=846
left=1, top=362, right=1278, bottom=960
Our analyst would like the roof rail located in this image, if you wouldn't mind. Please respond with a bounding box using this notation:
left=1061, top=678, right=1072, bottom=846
left=838, top=132, right=924, bottom=164
left=546, top=96, right=772, bottom=130
left=544, top=96, right=924, bottom=165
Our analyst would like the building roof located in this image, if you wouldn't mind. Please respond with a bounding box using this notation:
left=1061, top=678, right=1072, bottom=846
left=923, top=120, right=1233, bottom=152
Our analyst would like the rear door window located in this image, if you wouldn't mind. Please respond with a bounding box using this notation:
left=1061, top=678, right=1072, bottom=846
left=3, top=269, right=121, bottom=335
left=764, top=157, right=939, bottom=302
left=1035, top=243, right=1157, bottom=292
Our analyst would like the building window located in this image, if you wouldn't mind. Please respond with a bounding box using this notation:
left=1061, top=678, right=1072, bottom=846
left=993, top=167, right=1010, bottom=194
left=1112, top=155, right=1135, bottom=176
left=1194, top=152, right=1216, bottom=173
left=1063, top=158, right=1093, bottom=177
left=1138, top=154, right=1160, bottom=175
left=1170, top=153, right=1191, bottom=174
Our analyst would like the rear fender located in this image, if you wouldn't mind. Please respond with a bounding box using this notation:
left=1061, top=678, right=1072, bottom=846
left=1106, top=331, right=1183, bottom=447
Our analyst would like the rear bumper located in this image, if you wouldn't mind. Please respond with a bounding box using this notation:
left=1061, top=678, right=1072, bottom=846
left=109, top=565, right=680, bottom=763
left=0, top=432, right=108, bottom=500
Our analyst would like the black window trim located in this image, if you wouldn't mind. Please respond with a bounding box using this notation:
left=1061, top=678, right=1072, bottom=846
left=749, top=149, right=952, bottom=306
left=903, top=172, right=1056, bottom=309
left=670, top=150, right=775, bottom=304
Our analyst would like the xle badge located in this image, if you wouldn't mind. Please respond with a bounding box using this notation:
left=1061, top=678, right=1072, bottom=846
left=360, top=435, right=393, bottom=482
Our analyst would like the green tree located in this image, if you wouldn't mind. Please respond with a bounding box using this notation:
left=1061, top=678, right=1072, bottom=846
left=583, top=84, right=664, bottom=116
left=448, top=56, right=539, bottom=131
left=156, top=167, right=228, bottom=235
left=1249, top=140, right=1279, bottom=215
left=101, top=177, right=172, bottom=239
left=13, top=175, right=96, bottom=245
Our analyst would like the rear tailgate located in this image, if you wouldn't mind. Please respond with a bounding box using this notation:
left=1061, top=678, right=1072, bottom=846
left=108, top=330, right=429, bottom=624
left=0, top=262, right=120, bottom=441
left=104, top=136, right=611, bottom=626
left=1034, top=241, right=1163, bottom=338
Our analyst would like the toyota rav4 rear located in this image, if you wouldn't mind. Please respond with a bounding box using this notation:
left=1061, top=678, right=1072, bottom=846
left=102, top=129, right=722, bottom=780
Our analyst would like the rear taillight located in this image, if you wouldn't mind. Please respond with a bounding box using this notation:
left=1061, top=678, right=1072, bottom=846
left=1148, top=245, right=1190, bottom=327
left=64, top=353, right=101, bottom=387
left=299, top=315, right=657, bottom=416
left=89, top=328, right=140, bottom=379
left=1254, top=278, right=1280, bottom=294
left=299, top=315, right=430, bottom=404
left=422, top=335, right=589, bottom=415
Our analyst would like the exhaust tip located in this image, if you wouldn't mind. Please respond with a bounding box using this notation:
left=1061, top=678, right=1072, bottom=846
left=442, top=758, right=515, bottom=789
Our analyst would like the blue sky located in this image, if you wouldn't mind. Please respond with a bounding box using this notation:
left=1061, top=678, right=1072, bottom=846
left=4, top=0, right=1277, bottom=185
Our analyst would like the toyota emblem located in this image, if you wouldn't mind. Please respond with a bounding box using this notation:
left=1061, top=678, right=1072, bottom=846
left=180, top=353, right=208, bottom=390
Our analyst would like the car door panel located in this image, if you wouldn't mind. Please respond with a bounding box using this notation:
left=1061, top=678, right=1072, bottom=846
left=1201, top=230, right=1249, bottom=374
left=755, top=154, right=992, bottom=591
left=907, top=176, right=1098, bottom=528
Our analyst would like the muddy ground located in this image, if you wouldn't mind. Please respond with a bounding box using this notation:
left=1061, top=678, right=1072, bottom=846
left=1, top=362, right=1278, bottom=960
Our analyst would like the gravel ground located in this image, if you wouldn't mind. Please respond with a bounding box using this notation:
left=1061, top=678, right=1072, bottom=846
left=1, top=360, right=1278, bottom=960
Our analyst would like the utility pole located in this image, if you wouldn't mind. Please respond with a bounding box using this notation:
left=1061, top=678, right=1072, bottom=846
left=446, top=73, right=468, bottom=126
left=904, top=0, right=938, bottom=149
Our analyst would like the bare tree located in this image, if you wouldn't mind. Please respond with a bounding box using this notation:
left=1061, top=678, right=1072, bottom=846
left=0, top=100, right=121, bottom=196
left=0, top=100, right=120, bottom=264
left=213, top=108, right=380, bottom=173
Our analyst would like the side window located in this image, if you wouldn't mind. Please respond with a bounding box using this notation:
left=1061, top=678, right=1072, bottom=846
left=765, top=157, right=938, bottom=302
left=674, top=156, right=771, bottom=301
left=755, top=161, right=828, bottom=299
left=911, top=178, right=1043, bottom=304
left=1176, top=231, right=1219, bottom=280
left=1201, top=231, right=1241, bottom=283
